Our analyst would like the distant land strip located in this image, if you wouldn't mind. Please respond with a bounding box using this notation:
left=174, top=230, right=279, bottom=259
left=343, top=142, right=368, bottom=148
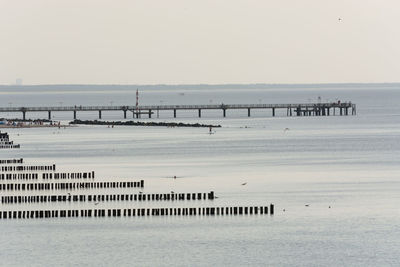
left=69, top=120, right=221, bottom=128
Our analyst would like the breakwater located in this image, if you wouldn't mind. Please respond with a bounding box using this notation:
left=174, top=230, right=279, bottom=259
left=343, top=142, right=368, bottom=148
left=0, top=158, right=23, bottom=164
left=1, top=191, right=216, bottom=204
left=70, top=120, right=221, bottom=128
left=0, top=204, right=274, bottom=219
left=0, top=180, right=144, bottom=191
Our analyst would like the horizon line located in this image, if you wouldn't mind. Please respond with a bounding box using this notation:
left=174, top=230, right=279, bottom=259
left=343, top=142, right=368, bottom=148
left=1, top=82, right=400, bottom=87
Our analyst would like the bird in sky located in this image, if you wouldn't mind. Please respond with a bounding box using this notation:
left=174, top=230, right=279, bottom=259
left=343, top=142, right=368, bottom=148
left=305, top=204, right=310, bottom=207
left=338, top=18, right=342, bottom=22
left=241, top=182, right=247, bottom=186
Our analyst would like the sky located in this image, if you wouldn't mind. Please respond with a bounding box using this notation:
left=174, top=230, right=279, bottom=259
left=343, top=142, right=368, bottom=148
left=0, top=0, right=399, bottom=85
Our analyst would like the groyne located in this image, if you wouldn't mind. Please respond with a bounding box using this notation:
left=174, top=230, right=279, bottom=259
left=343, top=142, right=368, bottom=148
left=0, top=204, right=274, bottom=219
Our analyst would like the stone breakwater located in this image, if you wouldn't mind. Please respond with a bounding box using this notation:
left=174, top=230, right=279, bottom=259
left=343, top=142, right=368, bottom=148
left=69, top=119, right=221, bottom=128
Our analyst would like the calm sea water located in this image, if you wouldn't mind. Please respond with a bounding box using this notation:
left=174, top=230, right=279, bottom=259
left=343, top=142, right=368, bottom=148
left=0, top=84, right=399, bottom=266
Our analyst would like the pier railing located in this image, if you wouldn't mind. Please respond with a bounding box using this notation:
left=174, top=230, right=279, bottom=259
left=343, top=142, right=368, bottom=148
left=0, top=102, right=353, bottom=111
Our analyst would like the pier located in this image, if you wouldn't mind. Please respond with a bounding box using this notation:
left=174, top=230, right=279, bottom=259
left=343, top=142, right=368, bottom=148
left=0, top=102, right=356, bottom=120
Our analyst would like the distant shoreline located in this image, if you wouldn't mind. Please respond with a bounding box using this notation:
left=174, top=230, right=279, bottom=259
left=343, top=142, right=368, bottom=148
left=0, top=83, right=399, bottom=90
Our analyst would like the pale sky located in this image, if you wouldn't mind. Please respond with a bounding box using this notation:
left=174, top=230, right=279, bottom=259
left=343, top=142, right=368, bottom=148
left=0, top=0, right=399, bottom=84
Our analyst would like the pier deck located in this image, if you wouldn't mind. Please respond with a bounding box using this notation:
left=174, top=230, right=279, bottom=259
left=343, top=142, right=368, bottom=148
left=0, top=102, right=356, bottom=120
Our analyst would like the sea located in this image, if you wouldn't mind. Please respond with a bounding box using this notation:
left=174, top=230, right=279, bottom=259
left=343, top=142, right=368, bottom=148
left=0, top=84, right=399, bottom=266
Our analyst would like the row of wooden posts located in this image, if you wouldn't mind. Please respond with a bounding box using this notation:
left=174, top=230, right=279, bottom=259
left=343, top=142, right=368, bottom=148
left=1, top=164, right=56, bottom=172
left=0, top=204, right=274, bottom=219
left=0, top=171, right=94, bottom=180
left=1, top=191, right=215, bottom=204
left=0, top=158, right=23, bottom=164
left=0, top=173, right=39, bottom=180
left=42, top=171, right=94, bottom=179
left=0, top=132, right=9, bottom=139
left=0, top=141, right=14, bottom=145
left=0, top=132, right=20, bottom=149
left=0, top=145, right=20, bottom=149
left=0, top=180, right=144, bottom=191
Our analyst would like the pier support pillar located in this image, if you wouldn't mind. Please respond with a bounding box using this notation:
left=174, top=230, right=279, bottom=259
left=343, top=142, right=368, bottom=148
left=322, top=107, right=326, bottom=116
left=296, top=107, right=301, bottom=116
left=289, top=108, right=292, bottom=116
left=73, top=110, right=77, bottom=120
left=345, top=107, right=349, bottom=115
left=223, top=109, right=226, bottom=117
left=22, top=111, right=26, bottom=120
left=327, top=108, right=330, bottom=116
left=247, top=108, right=251, bottom=117
left=198, top=109, right=201, bottom=118
left=123, top=110, right=127, bottom=119
left=173, top=109, right=176, bottom=118
left=340, top=108, right=343, bottom=116
left=149, top=109, right=152, bottom=118
left=48, top=111, right=51, bottom=120
left=272, top=108, right=275, bottom=117
left=98, top=110, right=102, bottom=119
